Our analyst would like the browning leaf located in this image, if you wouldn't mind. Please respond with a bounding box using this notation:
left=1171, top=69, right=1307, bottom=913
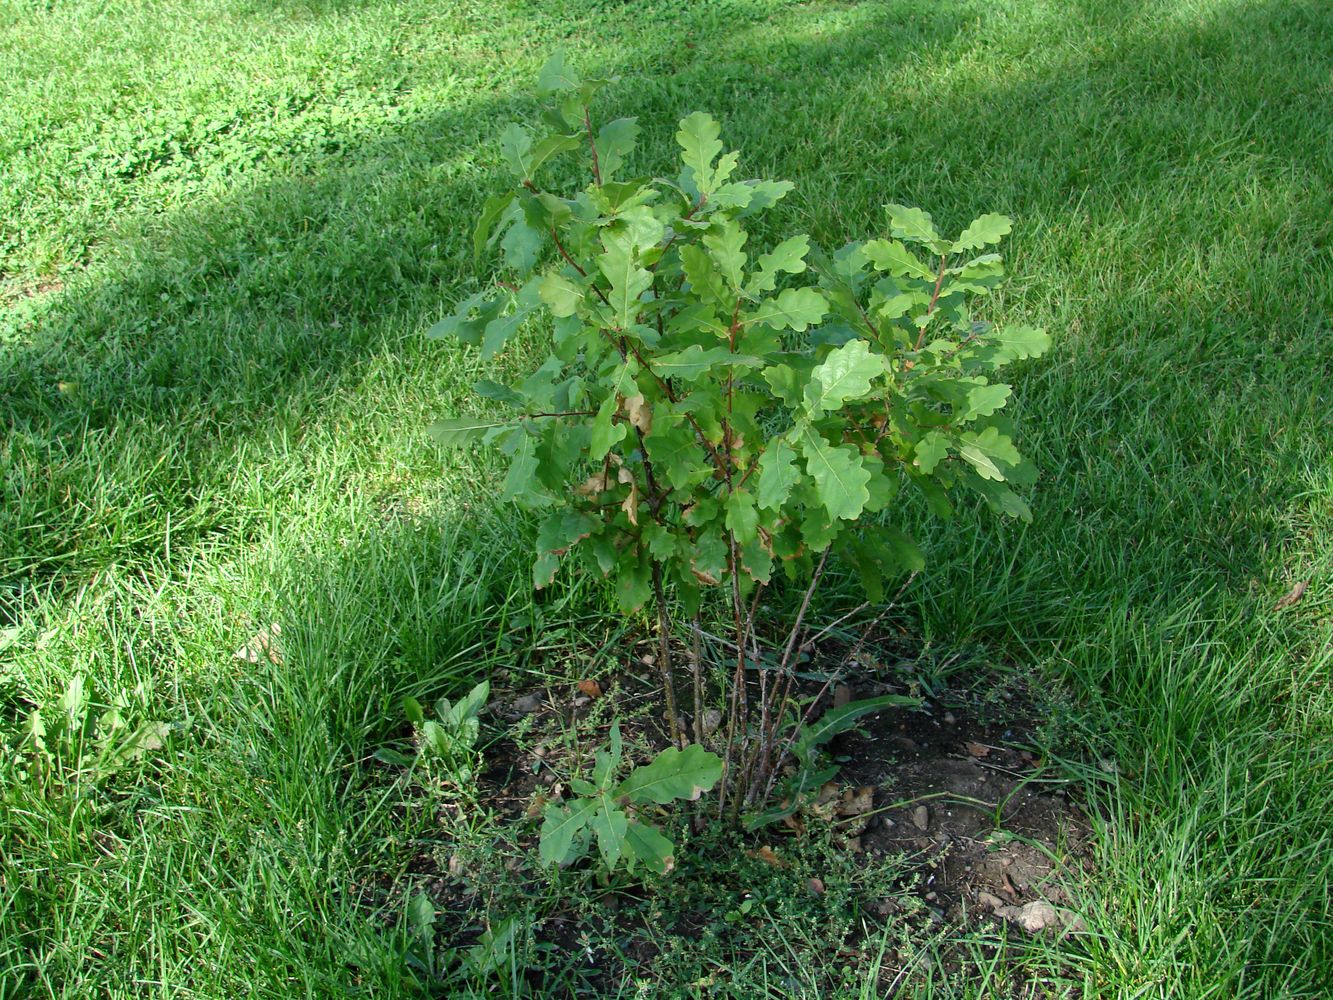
left=234, top=623, right=283, bottom=665
left=622, top=394, right=653, bottom=434
left=1275, top=580, right=1309, bottom=611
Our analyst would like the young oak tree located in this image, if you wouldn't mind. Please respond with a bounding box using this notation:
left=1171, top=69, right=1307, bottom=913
left=430, top=53, right=1049, bottom=833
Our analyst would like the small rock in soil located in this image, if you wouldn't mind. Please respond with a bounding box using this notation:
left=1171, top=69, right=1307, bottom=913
left=698, top=708, right=723, bottom=738
left=992, top=899, right=1087, bottom=936
left=512, top=693, right=544, bottom=715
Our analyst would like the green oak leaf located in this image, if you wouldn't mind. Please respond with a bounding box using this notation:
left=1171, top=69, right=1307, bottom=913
left=914, top=430, right=951, bottom=474
left=501, top=433, right=546, bottom=506
left=800, top=427, right=871, bottom=521
left=527, top=133, right=581, bottom=178
left=703, top=220, right=747, bottom=290
left=473, top=192, right=515, bottom=261
left=429, top=416, right=514, bottom=447
left=736, top=179, right=794, bottom=215
left=534, top=510, right=599, bottom=588
left=501, top=219, right=542, bottom=275
left=480, top=280, right=540, bottom=359
left=617, top=744, right=724, bottom=804
left=956, top=426, right=1021, bottom=481
left=724, top=489, right=759, bottom=543
left=981, top=325, right=1050, bottom=362
left=597, top=231, right=652, bottom=329
left=743, top=287, right=827, bottom=331
left=803, top=339, right=885, bottom=414
left=965, top=475, right=1034, bottom=522
left=761, top=364, right=804, bottom=407
left=886, top=203, right=944, bottom=249
left=644, top=414, right=709, bottom=490
left=862, top=238, right=933, bottom=279
left=756, top=439, right=801, bottom=510
left=538, top=272, right=583, bottom=317
left=624, top=821, right=675, bottom=874
left=680, top=243, right=730, bottom=306
left=590, top=394, right=628, bottom=460
left=952, top=213, right=1012, bottom=253
left=425, top=290, right=497, bottom=344
left=589, top=800, right=629, bottom=868
left=615, top=552, right=653, bottom=612
left=499, top=123, right=532, bottom=178
left=539, top=799, right=597, bottom=865
left=537, top=50, right=580, bottom=97
left=676, top=111, right=723, bottom=196
left=653, top=345, right=761, bottom=380
left=595, top=117, right=639, bottom=179
left=747, top=234, right=810, bottom=294
left=960, top=383, right=1011, bottom=421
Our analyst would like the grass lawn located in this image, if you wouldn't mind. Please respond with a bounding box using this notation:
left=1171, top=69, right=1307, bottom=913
left=2, top=0, right=1330, bottom=996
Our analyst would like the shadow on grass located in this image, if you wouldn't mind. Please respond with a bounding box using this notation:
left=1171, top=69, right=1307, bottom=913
left=0, top=0, right=976, bottom=614
left=2, top=0, right=1331, bottom=992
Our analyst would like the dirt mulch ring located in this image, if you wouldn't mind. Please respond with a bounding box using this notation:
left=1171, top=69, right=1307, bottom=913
left=380, top=641, right=1093, bottom=992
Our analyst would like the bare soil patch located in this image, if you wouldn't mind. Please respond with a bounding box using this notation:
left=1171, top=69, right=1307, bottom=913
left=379, top=640, right=1092, bottom=993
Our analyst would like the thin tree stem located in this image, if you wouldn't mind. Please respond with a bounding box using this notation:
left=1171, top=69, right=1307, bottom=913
left=691, top=614, right=705, bottom=742
left=651, top=563, right=681, bottom=748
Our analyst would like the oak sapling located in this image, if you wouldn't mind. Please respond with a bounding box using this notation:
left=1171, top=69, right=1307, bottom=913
left=429, top=52, right=1049, bottom=853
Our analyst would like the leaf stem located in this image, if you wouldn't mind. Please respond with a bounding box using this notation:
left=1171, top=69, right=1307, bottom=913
left=584, top=106, right=602, bottom=186
left=914, top=253, right=949, bottom=350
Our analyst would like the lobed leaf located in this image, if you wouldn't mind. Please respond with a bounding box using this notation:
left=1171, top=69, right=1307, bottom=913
left=863, top=238, right=933, bottom=279
left=960, top=383, right=1011, bottom=421
left=429, top=417, right=514, bottom=448
left=537, top=50, right=580, bottom=97
left=534, top=510, right=599, bottom=588
left=597, top=232, right=652, bottom=329
left=886, top=204, right=943, bottom=249
left=803, top=339, right=885, bottom=414
left=617, top=744, right=723, bottom=804
left=800, top=427, right=871, bottom=522
left=748, top=234, right=811, bottom=294
left=755, top=439, right=801, bottom=511
left=676, top=111, right=724, bottom=197
left=589, top=800, right=630, bottom=868
left=624, top=820, right=676, bottom=874
left=956, top=426, right=1022, bottom=481
left=952, top=213, right=1012, bottom=253
left=743, top=287, right=827, bottom=331
left=594, top=117, right=639, bottom=179
left=539, top=799, right=598, bottom=866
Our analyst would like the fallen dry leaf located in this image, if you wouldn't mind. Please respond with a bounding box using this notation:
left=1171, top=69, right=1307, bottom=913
left=750, top=845, right=788, bottom=868
left=234, top=623, right=282, bottom=665
left=524, top=791, right=548, bottom=820
left=837, top=785, right=875, bottom=818
left=576, top=679, right=603, bottom=700
left=1274, top=580, right=1309, bottom=611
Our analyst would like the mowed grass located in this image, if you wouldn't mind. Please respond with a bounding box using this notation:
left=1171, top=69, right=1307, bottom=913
left=2, top=0, right=1330, bottom=995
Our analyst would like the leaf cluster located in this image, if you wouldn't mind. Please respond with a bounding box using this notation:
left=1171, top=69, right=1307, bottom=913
left=539, top=722, right=723, bottom=875
left=430, top=53, right=1049, bottom=614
